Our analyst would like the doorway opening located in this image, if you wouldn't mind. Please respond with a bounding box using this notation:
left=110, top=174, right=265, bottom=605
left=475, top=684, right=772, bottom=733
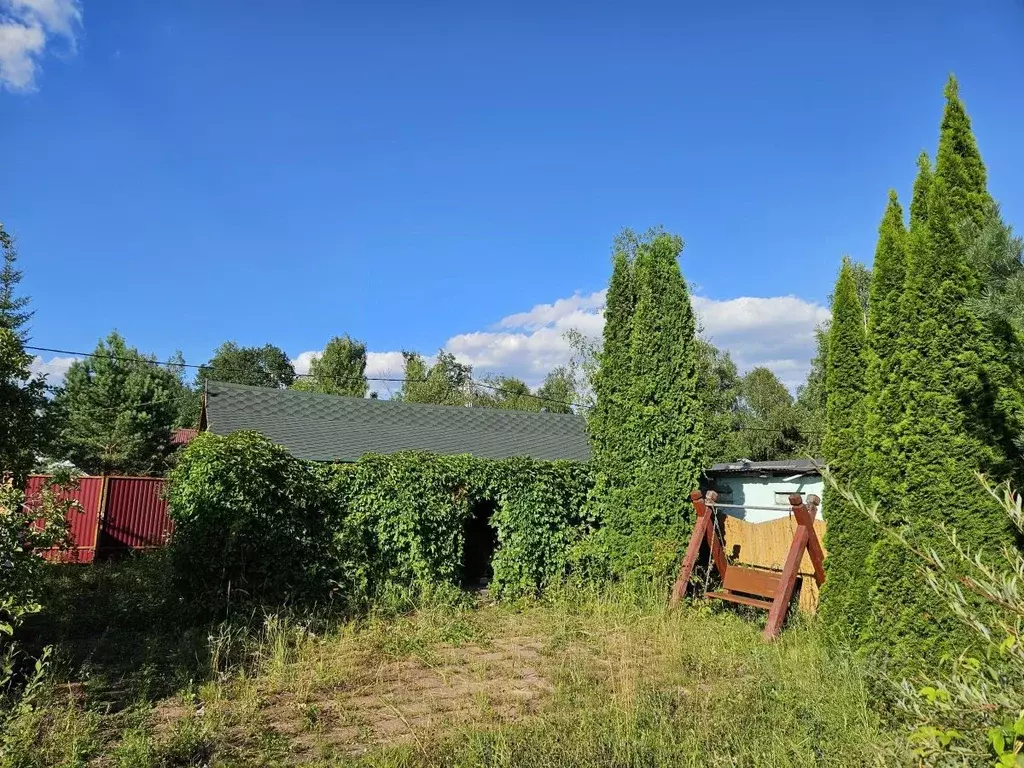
left=461, top=499, right=498, bottom=588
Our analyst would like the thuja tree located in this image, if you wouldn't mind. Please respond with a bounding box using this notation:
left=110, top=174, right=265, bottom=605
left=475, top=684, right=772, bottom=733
left=865, top=182, right=1019, bottom=667
left=586, top=242, right=636, bottom=555
left=817, top=258, right=869, bottom=640
left=861, top=193, right=909, bottom=514
left=588, top=230, right=704, bottom=576
left=934, top=76, right=991, bottom=232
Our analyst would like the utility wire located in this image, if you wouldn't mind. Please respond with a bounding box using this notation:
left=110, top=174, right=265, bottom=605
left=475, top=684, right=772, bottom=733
left=24, top=346, right=823, bottom=436
left=25, top=344, right=590, bottom=411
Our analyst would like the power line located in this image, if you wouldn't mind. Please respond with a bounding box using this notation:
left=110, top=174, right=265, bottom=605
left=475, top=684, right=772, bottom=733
left=25, top=344, right=590, bottom=411
left=25, top=344, right=825, bottom=432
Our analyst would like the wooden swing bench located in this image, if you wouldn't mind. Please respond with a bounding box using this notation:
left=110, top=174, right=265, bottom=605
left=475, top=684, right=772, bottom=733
left=670, top=489, right=826, bottom=640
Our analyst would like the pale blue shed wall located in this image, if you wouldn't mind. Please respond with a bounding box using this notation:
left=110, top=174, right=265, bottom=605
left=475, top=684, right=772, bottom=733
left=708, top=474, right=825, bottom=524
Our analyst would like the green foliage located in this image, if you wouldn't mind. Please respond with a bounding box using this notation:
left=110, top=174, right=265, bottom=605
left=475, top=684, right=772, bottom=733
left=794, top=258, right=869, bottom=459
left=795, top=326, right=829, bottom=457
left=469, top=368, right=576, bottom=413
left=586, top=247, right=635, bottom=540
left=862, top=192, right=909, bottom=507
left=694, top=339, right=743, bottom=464
left=533, top=366, right=576, bottom=414
left=818, top=258, right=870, bottom=641
left=735, top=367, right=802, bottom=461
left=472, top=375, right=535, bottom=411
left=850, top=78, right=1024, bottom=672
left=910, top=152, right=932, bottom=230
left=865, top=178, right=1020, bottom=669
left=167, top=432, right=593, bottom=611
left=166, top=352, right=203, bottom=429
left=292, top=335, right=369, bottom=397
left=396, top=350, right=472, bottom=405
left=53, top=332, right=181, bottom=475
left=199, top=341, right=295, bottom=389
left=1, top=478, right=73, bottom=698
left=935, top=75, right=991, bottom=233
left=969, top=213, right=1024, bottom=348
left=0, top=226, right=31, bottom=343
left=588, top=229, right=705, bottom=577
left=0, top=329, right=50, bottom=482
left=828, top=474, right=1024, bottom=766
left=486, top=458, right=592, bottom=595
left=167, top=431, right=342, bottom=615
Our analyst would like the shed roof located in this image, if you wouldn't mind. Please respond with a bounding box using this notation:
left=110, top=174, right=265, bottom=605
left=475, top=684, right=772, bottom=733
left=200, top=380, right=591, bottom=463
left=707, top=459, right=824, bottom=476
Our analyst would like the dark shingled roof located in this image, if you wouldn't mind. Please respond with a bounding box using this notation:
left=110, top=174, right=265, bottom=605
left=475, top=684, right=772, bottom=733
left=201, top=380, right=591, bottom=462
left=707, top=459, right=825, bottom=476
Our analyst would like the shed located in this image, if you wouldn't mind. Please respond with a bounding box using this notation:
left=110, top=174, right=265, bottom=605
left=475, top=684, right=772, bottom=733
left=199, top=380, right=591, bottom=462
left=704, top=459, right=826, bottom=523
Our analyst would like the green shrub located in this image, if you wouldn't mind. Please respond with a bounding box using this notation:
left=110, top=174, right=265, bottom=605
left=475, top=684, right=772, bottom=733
left=1, top=477, right=74, bottom=699
left=828, top=472, right=1024, bottom=765
left=167, top=431, right=343, bottom=614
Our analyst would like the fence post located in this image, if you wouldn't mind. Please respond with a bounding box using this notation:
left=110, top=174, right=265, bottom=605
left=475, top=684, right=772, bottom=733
left=93, top=475, right=110, bottom=560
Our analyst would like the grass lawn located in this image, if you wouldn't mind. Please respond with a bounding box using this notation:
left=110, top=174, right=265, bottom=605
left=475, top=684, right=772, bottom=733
left=3, top=557, right=906, bottom=767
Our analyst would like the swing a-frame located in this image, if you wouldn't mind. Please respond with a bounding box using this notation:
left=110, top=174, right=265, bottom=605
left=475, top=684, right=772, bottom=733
left=670, top=489, right=826, bottom=640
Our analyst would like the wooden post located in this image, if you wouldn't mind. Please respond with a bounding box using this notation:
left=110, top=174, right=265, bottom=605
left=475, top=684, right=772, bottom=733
left=702, top=490, right=729, bottom=579
left=792, top=493, right=826, bottom=586
left=671, top=491, right=710, bottom=607
left=763, top=524, right=810, bottom=640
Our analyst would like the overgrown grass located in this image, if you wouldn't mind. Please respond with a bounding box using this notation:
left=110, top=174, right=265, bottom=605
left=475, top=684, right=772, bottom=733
left=2, top=558, right=906, bottom=766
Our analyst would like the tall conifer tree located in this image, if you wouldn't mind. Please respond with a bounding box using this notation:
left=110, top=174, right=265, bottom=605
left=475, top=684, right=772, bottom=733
left=818, top=259, right=869, bottom=639
left=934, top=75, right=991, bottom=233
left=588, top=230, right=704, bottom=576
left=858, top=79, right=1021, bottom=668
left=588, top=247, right=637, bottom=540
left=909, top=153, right=932, bottom=231
left=618, top=234, right=703, bottom=568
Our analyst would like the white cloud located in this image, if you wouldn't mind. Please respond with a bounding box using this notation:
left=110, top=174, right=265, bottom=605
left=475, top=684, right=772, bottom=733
left=442, top=290, right=829, bottom=391
left=29, top=354, right=76, bottom=384
left=292, top=290, right=828, bottom=398
left=0, top=0, right=80, bottom=91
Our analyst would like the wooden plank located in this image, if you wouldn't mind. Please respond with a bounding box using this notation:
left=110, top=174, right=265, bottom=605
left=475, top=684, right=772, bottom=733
left=763, top=526, right=810, bottom=641
left=720, top=515, right=827, bottom=613
left=722, top=565, right=782, bottom=599
left=670, top=491, right=711, bottom=607
left=706, top=591, right=774, bottom=610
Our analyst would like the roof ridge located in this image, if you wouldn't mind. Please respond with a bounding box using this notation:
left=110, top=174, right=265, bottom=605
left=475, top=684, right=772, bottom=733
left=205, top=379, right=586, bottom=422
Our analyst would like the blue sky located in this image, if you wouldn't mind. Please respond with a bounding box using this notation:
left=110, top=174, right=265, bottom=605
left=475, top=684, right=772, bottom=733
left=3, top=0, right=1023, bottom=390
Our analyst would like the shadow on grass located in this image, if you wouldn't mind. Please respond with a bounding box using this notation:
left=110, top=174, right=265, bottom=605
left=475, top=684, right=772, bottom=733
left=20, top=553, right=217, bottom=706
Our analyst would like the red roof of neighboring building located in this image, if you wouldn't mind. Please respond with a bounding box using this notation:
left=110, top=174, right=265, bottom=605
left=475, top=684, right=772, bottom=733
left=171, top=428, right=199, bottom=446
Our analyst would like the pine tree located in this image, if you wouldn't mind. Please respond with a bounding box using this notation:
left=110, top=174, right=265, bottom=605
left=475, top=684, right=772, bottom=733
left=934, top=75, right=991, bottom=233
left=55, top=332, right=180, bottom=475
left=818, top=258, right=870, bottom=640
left=0, top=225, right=32, bottom=342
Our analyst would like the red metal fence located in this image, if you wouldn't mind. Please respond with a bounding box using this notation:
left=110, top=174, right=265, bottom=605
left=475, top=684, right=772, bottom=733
left=25, top=475, right=173, bottom=563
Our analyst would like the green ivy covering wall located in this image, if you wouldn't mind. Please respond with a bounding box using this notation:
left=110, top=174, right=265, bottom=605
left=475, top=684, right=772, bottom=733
left=167, top=431, right=593, bottom=613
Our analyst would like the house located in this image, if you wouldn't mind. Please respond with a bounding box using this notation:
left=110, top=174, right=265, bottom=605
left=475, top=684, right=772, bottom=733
left=703, top=459, right=826, bottom=523
left=199, top=380, right=591, bottom=462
